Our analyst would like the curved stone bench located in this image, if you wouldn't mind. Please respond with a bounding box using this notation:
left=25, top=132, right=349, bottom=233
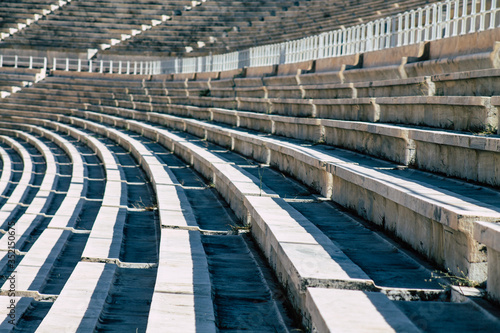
left=0, top=296, right=33, bottom=330
left=62, top=109, right=436, bottom=331
left=126, top=95, right=500, bottom=186
left=4, top=79, right=500, bottom=187
left=0, top=145, right=13, bottom=199
left=354, top=76, right=434, bottom=98
left=30, top=120, right=127, bottom=262
left=0, top=127, right=57, bottom=251
left=305, top=288, right=420, bottom=332
left=36, top=262, right=116, bottom=332
left=376, top=95, right=497, bottom=132
left=146, top=229, right=216, bottom=333
left=63, top=112, right=279, bottom=222
left=162, top=92, right=497, bottom=134
left=0, top=124, right=86, bottom=296
left=65, top=106, right=500, bottom=282
left=431, top=68, right=500, bottom=97
left=0, top=136, right=34, bottom=224
left=8, top=108, right=427, bottom=331
left=9, top=115, right=216, bottom=331
left=4, top=101, right=500, bottom=280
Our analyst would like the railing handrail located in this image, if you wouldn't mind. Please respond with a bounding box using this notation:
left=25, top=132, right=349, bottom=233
left=0, top=0, right=498, bottom=76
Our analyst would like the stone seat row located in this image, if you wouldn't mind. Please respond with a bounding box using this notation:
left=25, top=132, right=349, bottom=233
left=104, top=100, right=500, bottom=188
left=71, top=101, right=500, bottom=301
left=0, top=68, right=43, bottom=98
left=0, top=118, right=125, bottom=331
left=0, top=111, right=213, bottom=331
left=13, top=91, right=490, bottom=290
left=0, top=0, right=184, bottom=51
left=5, top=72, right=500, bottom=187
left=0, top=108, right=427, bottom=332
left=2, top=70, right=500, bottom=324
left=0, top=134, right=35, bottom=227
left=0, top=124, right=88, bottom=298
left=21, top=102, right=500, bottom=322
left=0, top=0, right=66, bottom=40
left=14, top=66, right=500, bottom=136
left=16, top=76, right=497, bottom=137
left=0, top=144, right=12, bottom=205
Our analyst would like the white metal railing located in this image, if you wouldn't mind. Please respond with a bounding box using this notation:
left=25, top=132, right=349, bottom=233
left=0, top=0, right=498, bottom=75
left=0, top=55, right=161, bottom=75
left=51, top=58, right=161, bottom=75
left=164, top=0, right=500, bottom=74
left=0, top=55, right=48, bottom=71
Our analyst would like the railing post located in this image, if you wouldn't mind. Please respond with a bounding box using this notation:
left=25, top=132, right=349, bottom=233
left=470, top=0, right=478, bottom=33
left=385, top=17, right=392, bottom=48
left=416, top=9, right=423, bottom=42
left=402, top=12, right=409, bottom=45
left=0, top=55, right=3, bottom=68
left=451, top=0, right=459, bottom=36
left=361, top=24, right=366, bottom=52
left=397, top=14, right=403, bottom=46
left=65, top=58, right=69, bottom=71
left=89, top=60, right=93, bottom=72
left=126, top=61, right=130, bottom=74
left=329, top=31, right=335, bottom=57
left=339, top=28, right=345, bottom=55
left=349, top=27, right=355, bottom=54
left=100, top=60, right=104, bottom=73
left=431, top=4, right=438, bottom=40
left=479, top=0, right=487, bottom=31
left=300, top=37, right=306, bottom=61
left=53, top=58, right=57, bottom=71
left=294, top=40, right=299, bottom=63
left=443, top=0, right=452, bottom=38
left=373, top=20, right=380, bottom=51
left=140, top=61, right=143, bottom=75
left=461, top=0, right=468, bottom=35
left=43, top=57, right=47, bottom=72
left=29, top=56, right=33, bottom=69
left=300, top=39, right=305, bottom=62
left=437, top=2, right=444, bottom=39
left=109, top=60, right=113, bottom=74
left=489, top=0, right=497, bottom=29
left=409, top=10, right=416, bottom=44
left=78, top=58, right=81, bottom=72
left=324, top=31, right=331, bottom=57
left=343, top=28, right=348, bottom=55
left=14, top=55, right=18, bottom=68
left=318, top=34, right=325, bottom=59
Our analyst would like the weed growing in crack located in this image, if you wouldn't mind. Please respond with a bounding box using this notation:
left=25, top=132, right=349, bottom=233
left=257, top=164, right=264, bottom=196
left=425, top=268, right=482, bottom=289
left=131, top=197, right=158, bottom=211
